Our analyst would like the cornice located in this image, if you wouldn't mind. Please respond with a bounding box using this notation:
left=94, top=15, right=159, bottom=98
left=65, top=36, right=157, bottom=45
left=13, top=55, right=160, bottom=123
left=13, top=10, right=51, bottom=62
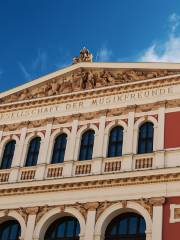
left=0, top=171, right=179, bottom=197
left=0, top=74, right=179, bottom=113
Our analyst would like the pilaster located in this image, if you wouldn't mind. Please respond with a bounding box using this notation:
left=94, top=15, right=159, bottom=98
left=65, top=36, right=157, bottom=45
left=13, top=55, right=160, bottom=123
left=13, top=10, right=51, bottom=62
left=150, top=197, right=165, bottom=240
left=35, top=123, right=52, bottom=180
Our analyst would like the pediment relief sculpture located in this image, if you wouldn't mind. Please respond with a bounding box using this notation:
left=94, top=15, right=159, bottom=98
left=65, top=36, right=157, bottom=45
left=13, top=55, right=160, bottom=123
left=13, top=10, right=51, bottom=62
left=0, top=68, right=179, bottom=104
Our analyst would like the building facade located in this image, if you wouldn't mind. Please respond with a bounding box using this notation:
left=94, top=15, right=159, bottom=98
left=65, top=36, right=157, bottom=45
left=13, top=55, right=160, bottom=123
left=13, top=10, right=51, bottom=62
left=0, top=50, right=180, bottom=240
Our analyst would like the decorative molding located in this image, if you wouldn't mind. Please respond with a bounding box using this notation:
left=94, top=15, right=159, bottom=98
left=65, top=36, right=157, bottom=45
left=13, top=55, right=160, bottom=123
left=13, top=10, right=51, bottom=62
left=149, top=197, right=165, bottom=206
left=0, top=172, right=179, bottom=197
left=0, top=70, right=180, bottom=108
left=170, top=204, right=180, bottom=223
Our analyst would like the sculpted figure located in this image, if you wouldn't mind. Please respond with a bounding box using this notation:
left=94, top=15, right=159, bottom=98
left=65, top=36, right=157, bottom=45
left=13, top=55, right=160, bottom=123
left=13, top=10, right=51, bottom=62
left=95, top=71, right=108, bottom=87
left=51, top=79, right=60, bottom=95
left=19, top=89, right=31, bottom=101
left=72, top=69, right=85, bottom=91
left=72, top=47, right=93, bottom=64
left=60, top=78, right=72, bottom=93
left=85, top=71, right=95, bottom=89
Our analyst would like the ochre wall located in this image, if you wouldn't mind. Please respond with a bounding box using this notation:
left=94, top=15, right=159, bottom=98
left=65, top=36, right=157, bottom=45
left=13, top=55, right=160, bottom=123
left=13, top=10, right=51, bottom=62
left=163, top=197, right=180, bottom=240
left=165, top=112, right=180, bottom=148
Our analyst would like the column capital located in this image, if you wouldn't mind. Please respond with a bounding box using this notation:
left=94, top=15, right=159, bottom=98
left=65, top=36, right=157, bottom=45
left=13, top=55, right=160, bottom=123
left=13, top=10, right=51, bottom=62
left=84, top=202, right=99, bottom=211
left=149, top=197, right=165, bottom=206
left=26, top=207, right=39, bottom=215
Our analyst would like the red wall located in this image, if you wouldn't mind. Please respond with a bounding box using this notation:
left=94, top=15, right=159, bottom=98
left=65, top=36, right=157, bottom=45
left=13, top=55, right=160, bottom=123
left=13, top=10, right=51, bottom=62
left=163, top=197, right=180, bottom=240
left=165, top=112, right=180, bottom=148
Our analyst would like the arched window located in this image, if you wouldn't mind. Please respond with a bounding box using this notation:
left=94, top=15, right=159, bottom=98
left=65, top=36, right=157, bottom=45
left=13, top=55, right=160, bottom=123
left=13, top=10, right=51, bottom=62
left=0, top=220, right=21, bottom=240
left=105, top=213, right=146, bottom=240
left=138, top=122, right=154, bottom=154
left=0, top=140, right=16, bottom=169
left=51, top=133, right=67, bottom=164
left=44, top=216, right=80, bottom=240
left=108, top=126, right=123, bottom=157
left=79, top=129, right=95, bottom=161
left=25, top=137, right=41, bottom=167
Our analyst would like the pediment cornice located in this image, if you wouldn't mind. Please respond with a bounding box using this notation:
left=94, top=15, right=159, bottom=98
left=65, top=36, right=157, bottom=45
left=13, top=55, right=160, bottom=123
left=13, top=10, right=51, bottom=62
left=1, top=64, right=180, bottom=106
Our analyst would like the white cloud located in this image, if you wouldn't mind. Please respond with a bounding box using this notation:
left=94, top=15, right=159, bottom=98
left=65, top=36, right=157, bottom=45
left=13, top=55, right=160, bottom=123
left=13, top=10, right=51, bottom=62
left=96, top=45, right=112, bottom=62
left=139, top=13, right=180, bottom=63
left=18, top=49, right=48, bottom=81
left=169, top=13, right=180, bottom=33
left=32, top=49, right=47, bottom=72
left=18, top=62, right=32, bottom=81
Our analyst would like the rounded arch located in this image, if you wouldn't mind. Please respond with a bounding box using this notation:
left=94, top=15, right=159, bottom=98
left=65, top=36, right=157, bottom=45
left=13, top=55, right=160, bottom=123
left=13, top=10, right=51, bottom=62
left=0, top=210, right=26, bottom=239
left=94, top=201, right=152, bottom=240
left=47, top=128, right=71, bottom=164
left=74, top=124, right=99, bottom=161
left=33, top=206, right=86, bottom=240
left=21, top=132, right=44, bottom=167
left=0, top=135, right=19, bottom=149
left=133, top=116, right=158, bottom=154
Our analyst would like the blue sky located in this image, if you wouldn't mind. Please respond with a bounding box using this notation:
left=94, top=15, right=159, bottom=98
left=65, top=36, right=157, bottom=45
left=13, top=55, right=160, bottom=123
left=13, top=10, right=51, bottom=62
left=1, top=0, right=180, bottom=92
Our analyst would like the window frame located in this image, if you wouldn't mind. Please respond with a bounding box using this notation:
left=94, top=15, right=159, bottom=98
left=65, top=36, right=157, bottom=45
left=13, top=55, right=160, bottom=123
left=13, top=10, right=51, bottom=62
left=0, top=140, right=16, bottom=169
left=107, top=126, right=124, bottom=158
left=25, top=137, right=41, bottom=167
left=137, top=122, right=154, bottom=155
left=78, top=129, right=95, bottom=161
left=51, top=133, right=67, bottom=164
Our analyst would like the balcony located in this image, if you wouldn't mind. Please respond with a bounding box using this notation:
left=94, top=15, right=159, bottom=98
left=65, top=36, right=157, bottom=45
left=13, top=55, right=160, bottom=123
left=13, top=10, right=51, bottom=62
left=133, top=153, right=154, bottom=170
left=0, top=153, right=158, bottom=184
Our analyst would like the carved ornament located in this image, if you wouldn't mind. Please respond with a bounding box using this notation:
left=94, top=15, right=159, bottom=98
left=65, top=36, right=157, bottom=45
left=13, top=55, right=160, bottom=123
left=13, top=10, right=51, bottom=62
left=1, top=69, right=179, bottom=104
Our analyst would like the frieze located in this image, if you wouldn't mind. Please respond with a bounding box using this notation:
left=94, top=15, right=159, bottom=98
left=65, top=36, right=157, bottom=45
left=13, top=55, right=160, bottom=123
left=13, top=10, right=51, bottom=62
left=0, top=97, right=180, bottom=132
left=0, top=75, right=179, bottom=114
left=0, top=85, right=175, bottom=125
left=0, top=68, right=179, bottom=104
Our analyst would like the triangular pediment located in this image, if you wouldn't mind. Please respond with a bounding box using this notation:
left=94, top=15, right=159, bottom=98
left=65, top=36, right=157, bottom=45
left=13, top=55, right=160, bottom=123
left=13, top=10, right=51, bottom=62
left=1, top=62, right=180, bottom=104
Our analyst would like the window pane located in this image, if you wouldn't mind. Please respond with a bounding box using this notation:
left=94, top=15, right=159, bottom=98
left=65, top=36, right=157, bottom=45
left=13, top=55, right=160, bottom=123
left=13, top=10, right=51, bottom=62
left=51, top=134, right=67, bottom=164
left=105, top=213, right=146, bottom=240
left=1, top=140, right=16, bottom=169
left=118, top=218, right=127, bottom=235
left=128, top=216, right=137, bottom=234
left=44, top=216, right=80, bottom=240
left=108, top=126, right=123, bottom=158
left=25, top=137, right=41, bottom=166
left=79, top=130, right=95, bottom=160
left=138, top=122, right=154, bottom=154
left=0, top=220, right=21, bottom=240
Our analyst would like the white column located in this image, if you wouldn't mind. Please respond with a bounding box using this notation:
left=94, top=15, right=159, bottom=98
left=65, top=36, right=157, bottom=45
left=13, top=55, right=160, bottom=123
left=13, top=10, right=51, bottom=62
left=24, top=207, right=39, bottom=240
left=63, top=119, right=79, bottom=177
left=154, top=107, right=165, bottom=169
left=36, top=123, right=52, bottom=180
left=94, top=116, right=106, bottom=158
left=156, top=107, right=165, bottom=151
left=84, top=203, right=98, bottom=240
left=9, top=127, right=27, bottom=182
left=92, top=116, right=106, bottom=175
left=150, top=197, right=165, bottom=240
left=126, top=111, right=135, bottom=154
left=121, top=111, right=135, bottom=171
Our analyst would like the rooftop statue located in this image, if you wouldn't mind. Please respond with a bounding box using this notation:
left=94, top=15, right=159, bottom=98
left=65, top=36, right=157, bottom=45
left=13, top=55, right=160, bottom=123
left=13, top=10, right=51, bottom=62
left=72, top=47, right=93, bottom=64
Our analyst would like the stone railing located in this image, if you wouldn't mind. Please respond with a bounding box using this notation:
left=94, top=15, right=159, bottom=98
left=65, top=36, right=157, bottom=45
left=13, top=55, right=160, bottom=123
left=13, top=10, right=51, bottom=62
left=103, top=158, right=121, bottom=173
left=74, top=161, right=92, bottom=176
left=0, top=169, right=10, bottom=183
left=134, top=154, right=153, bottom=170
left=19, top=166, right=36, bottom=181
left=46, top=163, right=63, bottom=178
left=0, top=153, right=159, bottom=184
